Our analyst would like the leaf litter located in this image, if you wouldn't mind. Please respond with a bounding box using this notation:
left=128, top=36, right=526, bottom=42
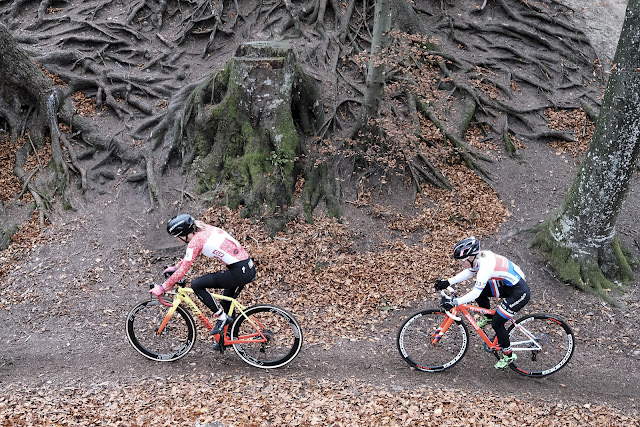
left=1, top=124, right=637, bottom=424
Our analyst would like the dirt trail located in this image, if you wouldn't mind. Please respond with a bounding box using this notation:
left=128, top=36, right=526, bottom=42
left=1, top=177, right=639, bottom=422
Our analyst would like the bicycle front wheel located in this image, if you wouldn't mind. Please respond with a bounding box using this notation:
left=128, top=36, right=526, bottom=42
left=397, top=309, right=469, bottom=372
left=507, top=313, right=575, bottom=377
left=126, top=299, right=196, bottom=362
left=230, top=304, right=303, bottom=369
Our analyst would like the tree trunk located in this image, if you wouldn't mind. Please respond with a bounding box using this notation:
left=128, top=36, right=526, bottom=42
left=533, top=0, right=640, bottom=299
left=362, top=0, right=392, bottom=121
left=0, top=203, right=18, bottom=250
left=0, top=23, right=66, bottom=244
left=184, top=41, right=322, bottom=233
left=0, top=23, right=154, bottom=246
left=0, top=23, right=55, bottom=152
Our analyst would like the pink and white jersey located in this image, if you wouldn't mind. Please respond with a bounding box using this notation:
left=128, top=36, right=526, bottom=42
left=161, top=225, right=249, bottom=291
left=198, top=226, right=249, bottom=264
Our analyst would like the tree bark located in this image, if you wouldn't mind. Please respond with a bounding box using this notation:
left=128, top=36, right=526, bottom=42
left=533, top=0, right=640, bottom=299
left=0, top=23, right=66, bottom=239
left=183, top=41, right=323, bottom=233
left=362, top=0, right=392, bottom=121
left=0, top=23, right=54, bottom=148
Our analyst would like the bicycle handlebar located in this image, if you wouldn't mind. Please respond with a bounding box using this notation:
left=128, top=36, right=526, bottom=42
left=148, top=283, right=172, bottom=306
left=156, top=294, right=172, bottom=307
left=440, top=287, right=461, bottom=321
left=440, top=287, right=455, bottom=298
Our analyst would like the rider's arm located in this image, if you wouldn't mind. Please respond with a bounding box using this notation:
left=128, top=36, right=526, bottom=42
left=454, top=282, right=484, bottom=305
left=453, top=255, right=494, bottom=305
left=164, top=259, right=184, bottom=273
left=160, top=236, right=205, bottom=291
left=447, top=268, right=474, bottom=285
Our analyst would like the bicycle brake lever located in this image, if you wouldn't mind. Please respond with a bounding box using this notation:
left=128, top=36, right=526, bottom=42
left=440, top=287, right=461, bottom=321
left=441, top=287, right=456, bottom=298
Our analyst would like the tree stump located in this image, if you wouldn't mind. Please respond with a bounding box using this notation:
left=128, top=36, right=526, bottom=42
left=188, top=41, right=320, bottom=232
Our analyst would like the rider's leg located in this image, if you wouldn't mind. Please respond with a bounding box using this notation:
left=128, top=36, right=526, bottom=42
left=497, top=281, right=530, bottom=340
left=476, top=293, right=491, bottom=310
left=491, top=314, right=512, bottom=351
left=492, top=314, right=518, bottom=369
left=492, top=282, right=531, bottom=368
left=191, top=272, right=224, bottom=313
left=192, top=258, right=256, bottom=315
left=208, top=260, right=256, bottom=337
left=218, top=259, right=256, bottom=314
left=475, top=287, right=493, bottom=327
left=192, top=270, right=240, bottom=336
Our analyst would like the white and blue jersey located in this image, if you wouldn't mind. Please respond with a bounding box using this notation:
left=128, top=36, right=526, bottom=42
left=446, top=250, right=530, bottom=352
left=448, top=250, right=526, bottom=306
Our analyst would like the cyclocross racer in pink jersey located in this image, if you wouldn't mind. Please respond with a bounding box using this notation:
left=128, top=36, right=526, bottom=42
left=150, top=213, right=256, bottom=338
left=434, top=237, right=531, bottom=370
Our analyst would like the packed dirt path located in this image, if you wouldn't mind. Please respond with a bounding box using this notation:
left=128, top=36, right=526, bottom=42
left=2, top=0, right=640, bottom=425
left=1, top=146, right=639, bottom=425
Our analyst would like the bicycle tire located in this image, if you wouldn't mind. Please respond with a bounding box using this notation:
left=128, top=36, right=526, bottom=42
left=230, top=304, right=303, bottom=369
left=397, top=308, right=469, bottom=372
left=126, top=299, right=196, bottom=362
left=506, top=313, right=575, bottom=377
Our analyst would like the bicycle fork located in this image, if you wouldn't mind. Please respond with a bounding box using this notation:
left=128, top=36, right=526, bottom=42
left=431, top=316, right=455, bottom=345
left=156, top=303, right=181, bottom=335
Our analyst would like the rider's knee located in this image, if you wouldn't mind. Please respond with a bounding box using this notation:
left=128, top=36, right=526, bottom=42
left=191, top=276, right=206, bottom=291
left=491, top=315, right=508, bottom=329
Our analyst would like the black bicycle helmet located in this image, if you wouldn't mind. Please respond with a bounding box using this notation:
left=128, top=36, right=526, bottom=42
left=453, top=237, right=480, bottom=259
left=167, top=214, right=195, bottom=237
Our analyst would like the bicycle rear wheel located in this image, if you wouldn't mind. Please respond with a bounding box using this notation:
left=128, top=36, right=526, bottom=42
left=126, top=299, right=196, bottom=362
left=507, top=313, right=575, bottom=377
left=230, top=304, right=303, bottom=369
left=397, top=309, right=469, bottom=372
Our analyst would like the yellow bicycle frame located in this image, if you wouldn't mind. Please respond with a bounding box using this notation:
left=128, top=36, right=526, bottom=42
left=155, top=287, right=267, bottom=344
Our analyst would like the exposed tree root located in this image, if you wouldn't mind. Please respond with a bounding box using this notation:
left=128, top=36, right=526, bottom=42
left=409, top=153, right=452, bottom=191
left=415, top=98, right=492, bottom=180
left=0, top=0, right=606, bottom=240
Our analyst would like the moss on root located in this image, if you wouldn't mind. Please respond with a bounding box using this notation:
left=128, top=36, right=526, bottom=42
left=179, top=42, right=341, bottom=232
left=532, top=223, right=636, bottom=305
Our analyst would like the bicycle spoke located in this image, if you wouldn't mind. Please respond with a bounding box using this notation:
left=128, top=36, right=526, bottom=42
left=397, top=309, right=469, bottom=372
left=508, top=314, right=575, bottom=377
left=231, top=304, right=302, bottom=369
left=126, top=300, right=196, bottom=362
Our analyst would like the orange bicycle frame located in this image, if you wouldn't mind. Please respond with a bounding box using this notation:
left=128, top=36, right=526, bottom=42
left=434, top=303, right=501, bottom=352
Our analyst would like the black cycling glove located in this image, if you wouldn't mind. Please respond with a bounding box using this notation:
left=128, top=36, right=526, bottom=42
left=434, top=279, right=450, bottom=291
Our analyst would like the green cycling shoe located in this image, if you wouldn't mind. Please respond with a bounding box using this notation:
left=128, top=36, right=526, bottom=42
left=495, top=352, right=517, bottom=370
left=477, top=315, right=492, bottom=328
